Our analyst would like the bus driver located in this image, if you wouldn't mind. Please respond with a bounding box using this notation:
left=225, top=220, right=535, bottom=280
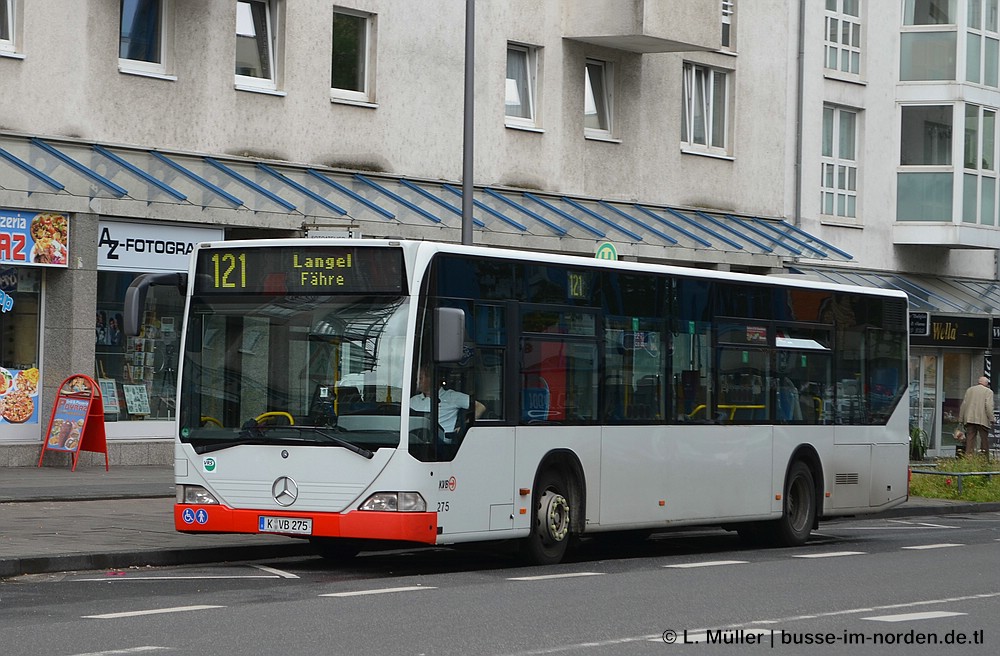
left=409, top=365, right=485, bottom=442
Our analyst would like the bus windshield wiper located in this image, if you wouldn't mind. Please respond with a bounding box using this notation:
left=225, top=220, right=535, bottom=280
left=293, top=426, right=374, bottom=459
left=193, top=422, right=374, bottom=458
left=196, top=436, right=271, bottom=454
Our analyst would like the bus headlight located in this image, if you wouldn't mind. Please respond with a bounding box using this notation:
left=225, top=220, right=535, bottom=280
left=359, top=492, right=426, bottom=512
left=178, top=485, right=220, bottom=505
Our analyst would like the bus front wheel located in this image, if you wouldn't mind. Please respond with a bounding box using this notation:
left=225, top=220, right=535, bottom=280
left=521, top=470, right=572, bottom=565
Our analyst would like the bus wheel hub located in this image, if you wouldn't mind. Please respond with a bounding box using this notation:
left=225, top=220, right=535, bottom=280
left=539, top=491, right=570, bottom=543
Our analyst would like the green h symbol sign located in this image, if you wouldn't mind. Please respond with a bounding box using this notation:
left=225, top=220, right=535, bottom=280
left=595, top=242, right=618, bottom=261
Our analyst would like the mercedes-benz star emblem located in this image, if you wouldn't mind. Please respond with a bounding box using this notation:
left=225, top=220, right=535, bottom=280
left=271, top=476, right=299, bottom=507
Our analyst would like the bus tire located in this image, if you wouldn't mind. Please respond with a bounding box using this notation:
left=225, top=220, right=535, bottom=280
left=521, top=469, right=572, bottom=565
left=310, top=537, right=361, bottom=561
left=772, top=460, right=816, bottom=547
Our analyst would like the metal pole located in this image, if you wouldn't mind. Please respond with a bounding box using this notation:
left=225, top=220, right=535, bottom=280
left=461, top=0, right=475, bottom=245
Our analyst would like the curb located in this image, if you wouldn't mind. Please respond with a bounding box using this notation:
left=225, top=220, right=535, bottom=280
left=0, top=542, right=315, bottom=579
left=871, top=501, right=1000, bottom=519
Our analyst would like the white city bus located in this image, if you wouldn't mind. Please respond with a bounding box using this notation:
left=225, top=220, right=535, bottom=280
left=124, top=239, right=910, bottom=564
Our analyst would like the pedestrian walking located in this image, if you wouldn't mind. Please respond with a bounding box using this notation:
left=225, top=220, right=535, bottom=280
left=958, top=376, right=994, bottom=460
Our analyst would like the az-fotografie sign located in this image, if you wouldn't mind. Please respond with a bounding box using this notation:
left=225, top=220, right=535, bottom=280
left=97, top=221, right=223, bottom=272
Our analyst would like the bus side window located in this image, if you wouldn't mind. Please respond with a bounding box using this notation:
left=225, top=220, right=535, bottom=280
left=473, top=303, right=506, bottom=421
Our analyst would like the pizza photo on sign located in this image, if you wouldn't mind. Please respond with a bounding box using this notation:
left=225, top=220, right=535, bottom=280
left=29, top=213, right=68, bottom=265
left=2, top=389, right=34, bottom=423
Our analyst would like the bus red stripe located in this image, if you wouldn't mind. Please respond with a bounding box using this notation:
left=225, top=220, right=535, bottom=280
left=174, top=505, right=438, bottom=544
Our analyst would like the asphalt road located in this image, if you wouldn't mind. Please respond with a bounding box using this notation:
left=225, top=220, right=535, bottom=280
left=1, top=511, right=997, bottom=656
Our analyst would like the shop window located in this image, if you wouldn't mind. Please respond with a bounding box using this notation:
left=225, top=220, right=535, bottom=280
left=96, top=271, right=182, bottom=421
left=0, top=267, right=40, bottom=430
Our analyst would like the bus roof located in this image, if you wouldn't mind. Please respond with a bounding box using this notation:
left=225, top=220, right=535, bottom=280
left=191, top=238, right=908, bottom=302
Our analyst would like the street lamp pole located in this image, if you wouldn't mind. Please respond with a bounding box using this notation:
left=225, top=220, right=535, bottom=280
left=461, top=0, right=475, bottom=245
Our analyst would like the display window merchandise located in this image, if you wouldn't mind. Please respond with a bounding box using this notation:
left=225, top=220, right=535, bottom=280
left=96, top=271, right=183, bottom=422
left=0, top=267, right=41, bottom=434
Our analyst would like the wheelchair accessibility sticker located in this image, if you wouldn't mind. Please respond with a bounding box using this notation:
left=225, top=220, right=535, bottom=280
left=182, top=508, right=209, bottom=525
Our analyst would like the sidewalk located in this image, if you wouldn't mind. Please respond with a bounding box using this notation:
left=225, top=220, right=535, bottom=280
left=0, top=465, right=312, bottom=578
left=2, top=465, right=999, bottom=579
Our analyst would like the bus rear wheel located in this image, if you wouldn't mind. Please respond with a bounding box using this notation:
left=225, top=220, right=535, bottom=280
left=737, top=461, right=816, bottom=548
left=521, top=470, right=572, bottom=565
left=772, top=461, right=816, bottom=546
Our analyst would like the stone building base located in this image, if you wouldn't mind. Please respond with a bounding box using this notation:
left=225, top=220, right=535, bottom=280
left=1, top=441, right=173, bottom=468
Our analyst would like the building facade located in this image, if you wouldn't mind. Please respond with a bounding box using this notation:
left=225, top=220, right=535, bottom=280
left=1, top=0, right=998, bottom=465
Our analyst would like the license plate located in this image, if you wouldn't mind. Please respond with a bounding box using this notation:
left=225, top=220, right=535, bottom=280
left=258, top=516, right=313, bottom=535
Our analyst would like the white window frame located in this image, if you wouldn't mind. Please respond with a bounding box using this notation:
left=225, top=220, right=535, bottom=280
left=1, top=0, right=18, bottom=55
left=331, top=8, right=375, bottom=105
left=961, top=103, right=997, bottom=225
left=824, top=0, right=862, bottom=77
left=235, top=0, right=282, bottom=93
left=820, top=105, right=859, bottom=220
left=505, top=43, right=539, bottom=129
left=681, top=62, right=729, bottom=156
left=965, top=0, right=999, bottom=87
left=584, top=59, right=614, bottom=140
left=118, top=0, right=173, bottom=79
left=721, top=0, right=735, bottom=50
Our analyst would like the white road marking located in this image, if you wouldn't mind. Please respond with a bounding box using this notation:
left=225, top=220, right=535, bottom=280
left=495, top=592, right=1000, bottom=656
left=792, top=551, right=866, bottom=558
left=841, top=526, right=954, bottom=530
left=69, top=648, right=169, bottom=656
left=76, top=575, right=280, bottom=581
left=888, top=520, right=960, bottom=528
left=83, top=604, right=223, bottom=619
left=507, top=572, right=604, bottom=581
left=253, top=564, right=299, bottom=578
left=663, top=560, right=748, bottom=568
left=320, top=585, right=436, bottom=597
left=862, top=610, right=966, bottom=622
left=901, top=543, right=964, bottom=550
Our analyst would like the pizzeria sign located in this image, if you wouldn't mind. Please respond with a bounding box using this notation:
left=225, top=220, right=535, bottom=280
left=0, top=209, right=70, bottom=269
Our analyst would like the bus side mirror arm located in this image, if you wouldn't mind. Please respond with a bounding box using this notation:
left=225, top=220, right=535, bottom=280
left=123, top=272, right=187, bottom=337
left=434, top=307, right=465, bottom=363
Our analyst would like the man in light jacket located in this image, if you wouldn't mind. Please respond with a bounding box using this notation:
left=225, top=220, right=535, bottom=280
left=958, top=376, right=994, bottom=459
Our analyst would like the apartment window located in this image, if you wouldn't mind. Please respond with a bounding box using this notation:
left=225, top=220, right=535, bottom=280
left=966, top=0, right=999, bottom=86
left=900, top=0, right=957, bottom=80
left=821, top=105, right=858, bottom=219
left=962, top=104, right=997, bottom=224
left=506, top=44, right=538, bottom=127
left=681, top=63, right=728, bottom=153
left=897, top=105, right=954, bottom=221
left=1, top=0, right=15, bottom=53
left=903, top=0, right=957, bottom=24
left=824, top=0, right=861, bottom=75
left=235, top=0, right=279, bottom=90
left=721, top=1, right=734, bottom=49
left=119, top=0, right=170, bottom=76
left=584, top=59, right=613, bottom=137
left=332, top=9, right=374, bottom=103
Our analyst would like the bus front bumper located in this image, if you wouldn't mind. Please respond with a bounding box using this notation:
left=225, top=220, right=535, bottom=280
left=174, top=504, right=438, bottom=544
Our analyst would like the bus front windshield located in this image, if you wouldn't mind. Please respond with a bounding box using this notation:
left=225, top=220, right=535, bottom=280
left=178, top=294, right=410, bottom=455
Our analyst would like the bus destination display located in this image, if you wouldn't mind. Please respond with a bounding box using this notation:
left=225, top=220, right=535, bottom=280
left=195, top=246, right=405, bottom=295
